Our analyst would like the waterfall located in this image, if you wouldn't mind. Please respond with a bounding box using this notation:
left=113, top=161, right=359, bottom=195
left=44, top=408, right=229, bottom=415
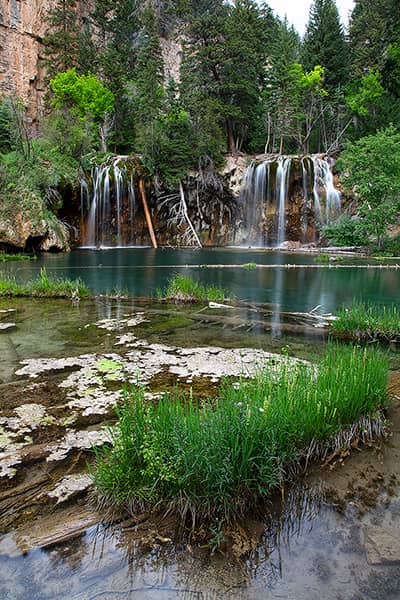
left=81, top=157, right=138, bottom=248
left=276, top=157, right=292, bottom=247
left=312, top=156, right=342, bottom=223
left=240, top=154, right=341, bottom=247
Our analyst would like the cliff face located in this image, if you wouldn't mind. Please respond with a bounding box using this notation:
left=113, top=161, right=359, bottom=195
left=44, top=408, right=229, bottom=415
left=0, top=0, right=53, bottom=124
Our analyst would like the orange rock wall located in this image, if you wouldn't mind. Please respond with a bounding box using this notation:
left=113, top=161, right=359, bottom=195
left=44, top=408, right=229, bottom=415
left=0, top=0, right=92, bottom=126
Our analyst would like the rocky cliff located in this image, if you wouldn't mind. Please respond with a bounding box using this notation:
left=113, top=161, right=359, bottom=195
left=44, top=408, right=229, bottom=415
left=0, top=0, right=93, bottom=125
left=0, top=0, right=51, bottom=125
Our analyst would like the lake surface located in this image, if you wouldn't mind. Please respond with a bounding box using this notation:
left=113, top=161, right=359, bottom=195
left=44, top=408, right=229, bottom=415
left=3, top=248, right=400, bottom=312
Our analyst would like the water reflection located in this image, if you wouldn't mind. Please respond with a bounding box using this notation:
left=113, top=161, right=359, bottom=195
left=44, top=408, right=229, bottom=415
left=2, top=481, right=400, bottom=600
left=1, top=249, right=399, bottom=312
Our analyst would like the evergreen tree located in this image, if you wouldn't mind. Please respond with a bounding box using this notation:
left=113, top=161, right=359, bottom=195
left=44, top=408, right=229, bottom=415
left=43, top=0, right=79, bottom=76
left=0, top=98, right=13, bottom=153
left=302, top=0, right=349, bottom=91
left=348, top=0, right=400, bottom=137
left=349, top=0, right=400, bottom=78
left=264, top=19, right=301, bottom=153
left=181, top=0, right=274, bottom=155
left=132, top=6, right=165, bottom=159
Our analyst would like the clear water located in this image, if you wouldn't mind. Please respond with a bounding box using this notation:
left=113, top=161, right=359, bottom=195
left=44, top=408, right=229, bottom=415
left=1, top=489, right=400, bottom=599
left=2, top=248, right=400, bottom=312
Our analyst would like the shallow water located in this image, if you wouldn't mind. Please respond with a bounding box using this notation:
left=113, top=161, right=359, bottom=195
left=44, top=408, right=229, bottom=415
left=2, top=248, right=400, bottom=311
left=1, top=485, right=400, bottom=600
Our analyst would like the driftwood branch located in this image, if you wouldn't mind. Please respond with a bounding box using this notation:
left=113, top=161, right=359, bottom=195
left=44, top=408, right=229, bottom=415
left=138, top=179, right=158, bottom=248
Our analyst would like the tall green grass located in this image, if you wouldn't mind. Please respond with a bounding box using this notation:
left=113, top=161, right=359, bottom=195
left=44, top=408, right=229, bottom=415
left=93, top=344, right=389, bottom=523
left=158, top=273, right=228, bottom=303
left=0, top=268, right=89, bottom=298
left=332, top=302, right=400, bottom=341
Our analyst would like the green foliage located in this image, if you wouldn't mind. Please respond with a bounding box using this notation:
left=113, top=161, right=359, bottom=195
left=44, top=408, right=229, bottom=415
left=322, top=215, right=366, bottom=247
left=181, top=0, right=275, bottom=156
left=148, top=106, right=197, bottom=184
left=0, top=268, right=89, bottom=298
left=332, top=303, right=400, bottom=341
left=368, top=235, right=400, bottom=257
left=314, top=253, right=331, bottom=263
left=338, top=126, right=400, bottom=247
left=0, top=139, right=79, bottom=210
left=50, top=69, right=114, bottom=123
left=0, top=252, right=32, bottom=262
left=349, top=0, right=400, bottom=79
left=93, top=344, right=389, bottom=522
left=42, top=107, right=97, bottom=159
left=0, top=251, right=31, bottom=262
left=159, top=273, right=228, bottom=303
left=0, top=98, right=13, bottom=153
left=346, top=70, right=386, bottom=117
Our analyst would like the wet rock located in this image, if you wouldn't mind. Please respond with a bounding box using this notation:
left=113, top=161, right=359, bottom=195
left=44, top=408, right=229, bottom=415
left=16, top=355, right=97, bottom=378
left=13, top=506, right=101, bottom=555
left=96, top=313, right=149, bottom=331
left=46, top=428, right=112, bottom=462
left=363, top=525, right=400, bottom=565
left=47, top=474, right=93, bottom=504
left=0, top=209, right=69, bottom=252
left=0, top=454, right=22, bottom=478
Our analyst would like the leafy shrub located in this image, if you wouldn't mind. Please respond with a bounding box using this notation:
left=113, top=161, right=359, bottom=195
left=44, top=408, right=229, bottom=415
left=322, top=215, right=366, bottom=246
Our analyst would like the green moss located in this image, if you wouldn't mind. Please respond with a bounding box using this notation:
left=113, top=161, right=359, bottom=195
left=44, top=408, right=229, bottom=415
left=145, top=316, right=194, bottom=333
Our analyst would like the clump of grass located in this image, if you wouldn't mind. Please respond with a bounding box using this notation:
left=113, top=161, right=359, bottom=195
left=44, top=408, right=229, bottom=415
left=0, top=252, right=32, bottom=262
left=93, top=344, right=389, bottom=524
left=314, top=253, right=344, bottom=263
left=242, top=262, right=257, bottom=270
left=159, top=273, right=228, bottom=303
left=0, top=268, right=89, bottom=298
left=314, top=253, right=331, bottom=263
left=331, top=302, right=400, bottom=342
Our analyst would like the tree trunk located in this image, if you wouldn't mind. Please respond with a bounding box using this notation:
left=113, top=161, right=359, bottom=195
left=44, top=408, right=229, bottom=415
left=226, top=119, right=236, bottom=154
left=138, top=179, right=158, bottom=249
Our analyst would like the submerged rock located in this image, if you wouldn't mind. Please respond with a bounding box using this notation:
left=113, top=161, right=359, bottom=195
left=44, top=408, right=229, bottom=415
left=364, top=525, right=400, bottom=565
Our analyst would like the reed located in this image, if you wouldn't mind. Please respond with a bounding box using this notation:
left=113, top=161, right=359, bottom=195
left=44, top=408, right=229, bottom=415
left=0, top=268, right=89, bottom=298
left=331, top=302, right=400, bottom=342
left=159, top=273, right=227, bottom=303
left=93, top=344, right=389, bottom=523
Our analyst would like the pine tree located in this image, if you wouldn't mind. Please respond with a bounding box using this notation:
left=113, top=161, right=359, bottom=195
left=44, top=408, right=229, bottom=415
left=133, top=6, right=165, bottom=154
left=264, top=18, right=302, bottom=153
left=349, top=0, right=400, bottom=78
left=43, top=0, right=79, bottom=76
left=181, top=0, right=274, bottom=155
left=302, top=0, right=349, bottom=91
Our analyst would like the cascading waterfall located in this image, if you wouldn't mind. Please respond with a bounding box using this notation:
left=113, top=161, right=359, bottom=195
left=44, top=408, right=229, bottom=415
left=276, top=157, right=292, bottom=246
left=81, top=157, right=138, bottom=248
left=312, top=156, right=342, bottom=223
left=240, top=154, right=342, bottom=247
